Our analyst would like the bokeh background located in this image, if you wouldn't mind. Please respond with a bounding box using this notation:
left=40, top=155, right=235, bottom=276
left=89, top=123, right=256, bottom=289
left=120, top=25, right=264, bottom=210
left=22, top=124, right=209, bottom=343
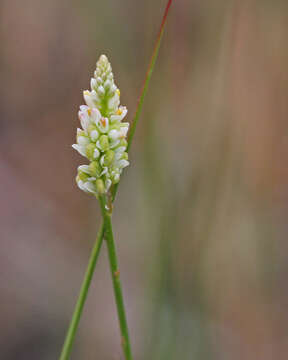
left=1, top=0, right=288, bottom=358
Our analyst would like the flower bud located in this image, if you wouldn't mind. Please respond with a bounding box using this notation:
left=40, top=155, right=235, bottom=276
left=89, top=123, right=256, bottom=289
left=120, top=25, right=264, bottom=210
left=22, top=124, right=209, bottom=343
left=111, top=171, right=120, bottom=184
left=78, top=170, right=89, bottom=182
left=86, top=143, right=98, bottom=160
left=90, top=78, right=97, bottom=90
left=104, top=150, right=115, bottom=166
left=104, top=79, right=112, bottom=90
left=98, top=85, right=105, bottom=96
left=89, top=161, right=101, bottom=177
left=119, top=138, right=128, bottom=148
left=99, top=135, right=109, bottom=151
left=96, top=178, right=105, bottom=194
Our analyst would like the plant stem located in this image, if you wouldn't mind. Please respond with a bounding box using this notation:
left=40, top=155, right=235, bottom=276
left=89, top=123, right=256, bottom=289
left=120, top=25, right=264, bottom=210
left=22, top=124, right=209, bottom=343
left=59, top=2, right=172, bottom=358
left=98, top=195, right=133, bottom=360
left=127, top=0, right=172, bottom=152
left=59, top=223, right=105, bottom=360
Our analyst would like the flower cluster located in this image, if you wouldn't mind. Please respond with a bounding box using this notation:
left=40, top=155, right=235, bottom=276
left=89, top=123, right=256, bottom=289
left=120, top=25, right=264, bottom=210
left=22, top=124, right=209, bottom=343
left=72, top=55, right=129, bottom=195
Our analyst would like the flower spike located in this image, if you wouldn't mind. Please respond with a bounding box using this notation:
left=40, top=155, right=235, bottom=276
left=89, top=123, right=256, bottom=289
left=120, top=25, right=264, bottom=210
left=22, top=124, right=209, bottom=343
left=72, top=55, right=129, bottom=195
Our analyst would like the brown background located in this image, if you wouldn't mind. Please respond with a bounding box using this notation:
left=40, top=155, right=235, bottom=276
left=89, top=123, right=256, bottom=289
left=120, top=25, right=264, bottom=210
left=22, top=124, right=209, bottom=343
left=1, top=0, right=288, bottom=359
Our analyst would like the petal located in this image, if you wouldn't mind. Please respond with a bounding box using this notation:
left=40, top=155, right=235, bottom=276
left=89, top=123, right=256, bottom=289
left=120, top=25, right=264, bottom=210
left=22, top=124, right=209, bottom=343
left=104, top=79, right=112, bottom=90
left=90, top=107, right=101, bottom=124
left=100, top=155, right=105, bottom=166
left=119, top=127, right=129, bottom=138
left=93, top=148, right=100, bottom=159
left=121, top=122, right=130, bottom=128
left=77, top=136, right=90, bottom=146
left=110, top=84, right=117, bottom=93
left=109, top=139, right=120, bottom=149
left=115, top=146, right=126, bottom=154
left=100, top=167, right=108, bottom=176
left=108, top=93, right=120, bottom=112
left=78, top=165, right=90, bottom=174
left=72, top=144, right=86, bottom=157
left=90, top=129, right=99, bottom=141
left=98, top=85, right=105, bottom=96
left=78, top=110, right=90, bottom=133
left=83, top=91, right=94, bottom=108
left=83, top=90, right=99, bottom=108
left=112, top=173, right=120, bottom=183
left=115, top=151, right=123, bottom=160
left=90, top=78, right=97, bottom=90
left=105, top=179, right=112, bottom=191
left=118, top=159, right=129, bottom=169
left=84, top=181, right=96, bottom=193
left=108, top=129, right=120, bottom=141
left=77, top=179, right=87, bottom=191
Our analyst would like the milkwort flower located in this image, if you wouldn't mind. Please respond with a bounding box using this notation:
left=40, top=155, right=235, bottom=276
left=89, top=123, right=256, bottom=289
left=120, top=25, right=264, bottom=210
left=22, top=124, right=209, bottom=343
left=72, top=55, right=129, bottom=195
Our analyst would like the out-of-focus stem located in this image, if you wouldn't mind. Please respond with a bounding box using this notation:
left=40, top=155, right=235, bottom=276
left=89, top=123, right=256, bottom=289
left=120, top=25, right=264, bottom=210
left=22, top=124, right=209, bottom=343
left=112, top=0, right=173, bottom=201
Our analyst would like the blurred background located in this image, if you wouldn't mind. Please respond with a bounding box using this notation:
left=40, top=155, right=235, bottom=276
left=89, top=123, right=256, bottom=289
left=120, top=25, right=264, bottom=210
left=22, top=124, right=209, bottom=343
left=1, top=0, right=288, bottom=358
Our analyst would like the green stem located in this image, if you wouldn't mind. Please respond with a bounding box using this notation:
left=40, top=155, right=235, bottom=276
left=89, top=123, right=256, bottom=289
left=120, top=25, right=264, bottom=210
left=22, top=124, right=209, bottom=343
left=112, top=0, right=173, bottom=201
left=59, top=223, right=105, bottom=360
left=98, top=195, right=133, bottom=360
left=59, top=1, right=172, bottom=358
left=127, top=0, right=172, bottom=153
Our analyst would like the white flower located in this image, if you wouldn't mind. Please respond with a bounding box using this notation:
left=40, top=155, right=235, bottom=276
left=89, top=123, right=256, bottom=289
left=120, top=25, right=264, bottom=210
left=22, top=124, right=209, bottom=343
left=119, top=126, right=129, bottom=138
left=78, top=107, right=90, bottom=134
left=78, top=106, right=101, bottom=135
left=110, top=106, right=128, bottom=122
left=83, top=90, right=99, bottom=108
left=108, top=129, right=120, bottom=141
left=95, top=117, right=109, bottom=133
left=108, top=91, right=120, bottom=112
